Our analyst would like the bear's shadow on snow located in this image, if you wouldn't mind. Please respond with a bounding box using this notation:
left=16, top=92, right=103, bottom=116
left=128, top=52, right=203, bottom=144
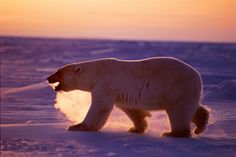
left=67, top=131, right=236, bottom=154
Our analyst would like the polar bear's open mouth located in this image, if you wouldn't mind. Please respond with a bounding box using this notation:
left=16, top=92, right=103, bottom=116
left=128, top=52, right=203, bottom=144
left=48, top=82, right=61, bottom=91
left=54, top=82, right=61, bottom=91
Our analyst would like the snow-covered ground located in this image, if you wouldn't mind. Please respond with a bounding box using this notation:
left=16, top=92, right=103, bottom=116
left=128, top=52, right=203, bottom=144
left=1, top=122, right=235, bottom=157
left=1, top=36, right=236, bottom=157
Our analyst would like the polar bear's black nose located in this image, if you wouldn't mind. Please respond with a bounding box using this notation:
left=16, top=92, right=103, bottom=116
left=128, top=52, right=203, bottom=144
left=47, top=77, right=50, bottom=82
left=47, top=76, right=52, bottom=83
left=47, top=75, right=57, bottom=84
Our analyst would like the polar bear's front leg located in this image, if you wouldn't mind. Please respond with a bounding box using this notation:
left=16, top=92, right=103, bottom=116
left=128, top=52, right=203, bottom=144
left=68, top=104, right=114, bottom=131
left=68, top=90, right=115, bottom=131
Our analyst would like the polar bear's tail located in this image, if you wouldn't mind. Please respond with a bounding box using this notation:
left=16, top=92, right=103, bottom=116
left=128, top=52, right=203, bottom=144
left=192, top=105, right=210, bottom=135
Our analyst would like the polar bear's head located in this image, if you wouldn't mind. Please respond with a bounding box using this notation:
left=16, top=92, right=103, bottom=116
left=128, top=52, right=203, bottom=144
left=47, top=64, right=82, bottom=92
left=47, top=61, right=104, bottom=92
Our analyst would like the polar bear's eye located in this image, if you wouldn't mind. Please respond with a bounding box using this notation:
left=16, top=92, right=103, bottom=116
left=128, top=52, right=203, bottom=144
left=75, top=67, right=81, bottom=74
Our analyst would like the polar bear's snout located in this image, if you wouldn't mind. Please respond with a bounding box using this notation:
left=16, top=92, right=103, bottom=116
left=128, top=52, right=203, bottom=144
left=47, top=73, right=62, bottom=91
left=47, top=73, right=59, bottom=84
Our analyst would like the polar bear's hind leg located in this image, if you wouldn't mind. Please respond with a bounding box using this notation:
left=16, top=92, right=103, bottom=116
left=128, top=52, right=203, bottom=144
left=163, top=104, right=195, bottom=137
left=192, top=105, right=209, bottom=134
left=120, top=107, right=151, bottom=134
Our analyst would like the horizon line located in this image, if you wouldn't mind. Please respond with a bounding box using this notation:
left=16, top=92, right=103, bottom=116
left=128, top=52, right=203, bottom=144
left=0, top=34, right=236, bottom=45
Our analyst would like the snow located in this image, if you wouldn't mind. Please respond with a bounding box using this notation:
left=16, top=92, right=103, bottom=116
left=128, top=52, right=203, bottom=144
left=1, top=36, right=236, bottom=157
left=1, top=123, right=235, bottom=157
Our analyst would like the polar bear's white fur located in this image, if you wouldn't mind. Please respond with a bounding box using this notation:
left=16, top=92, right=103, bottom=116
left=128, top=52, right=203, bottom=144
left=47, top=57, right=209, bottom=137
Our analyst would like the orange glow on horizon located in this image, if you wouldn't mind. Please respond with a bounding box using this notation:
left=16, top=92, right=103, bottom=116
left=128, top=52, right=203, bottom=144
left=0, top=0, right=235, bottom=42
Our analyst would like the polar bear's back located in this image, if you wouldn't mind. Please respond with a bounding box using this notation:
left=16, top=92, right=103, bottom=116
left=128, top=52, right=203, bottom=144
left=116, top=57, right=200, bottom=81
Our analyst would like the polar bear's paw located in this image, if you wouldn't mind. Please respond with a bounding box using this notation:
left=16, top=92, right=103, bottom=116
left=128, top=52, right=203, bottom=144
left=161, top=129, right=191, bottom=138
left=67, top=123, right=92, bottom=131
left=128, top=127, right=145, bottom=134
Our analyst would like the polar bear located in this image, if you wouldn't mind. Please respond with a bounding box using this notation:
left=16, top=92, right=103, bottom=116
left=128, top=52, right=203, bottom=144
left=47, top=57, right=209, bottom=137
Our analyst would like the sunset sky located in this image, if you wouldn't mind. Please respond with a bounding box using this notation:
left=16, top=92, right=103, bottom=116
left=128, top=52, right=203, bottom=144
left=1, top=0, right=235, bottom=42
